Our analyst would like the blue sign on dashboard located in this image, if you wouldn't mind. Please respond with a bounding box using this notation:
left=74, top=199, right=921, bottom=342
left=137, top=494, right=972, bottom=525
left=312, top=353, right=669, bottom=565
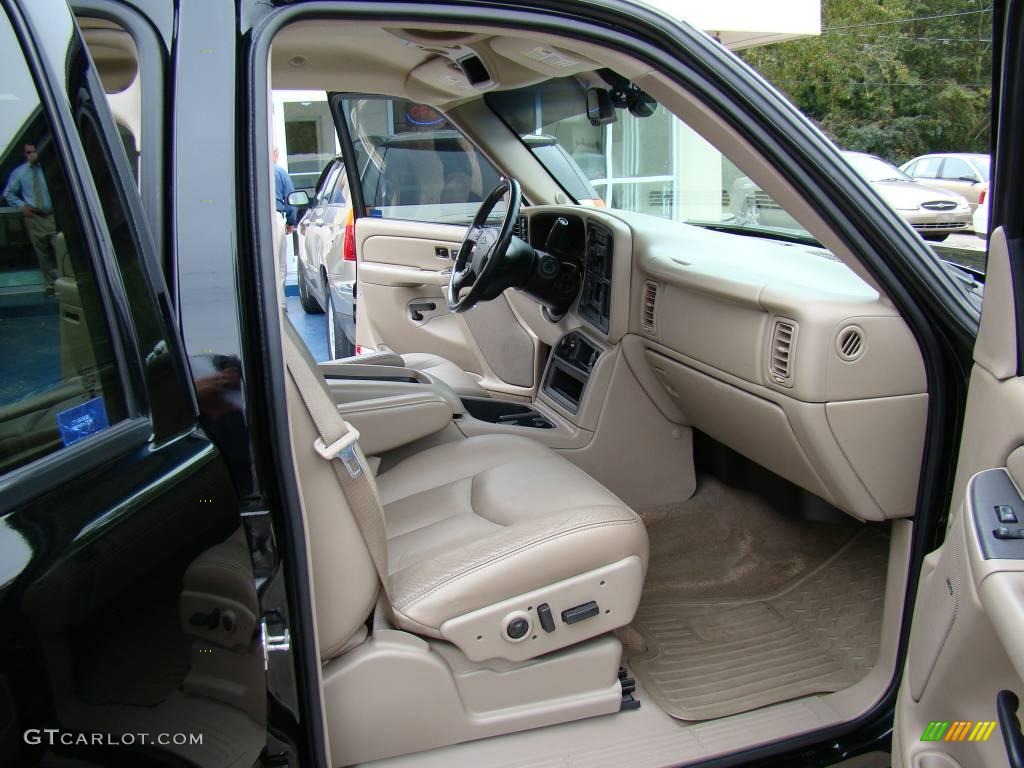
left=56, top=397, right=110, bottom=446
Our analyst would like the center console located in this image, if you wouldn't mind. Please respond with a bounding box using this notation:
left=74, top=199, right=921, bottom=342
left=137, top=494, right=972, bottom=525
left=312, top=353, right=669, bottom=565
left=460, top=397, right=554, bottom=429
left=542, top=331, right=602, bottom=414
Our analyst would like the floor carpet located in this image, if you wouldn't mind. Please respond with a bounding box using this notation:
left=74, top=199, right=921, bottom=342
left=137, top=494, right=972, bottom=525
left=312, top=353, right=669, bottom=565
left=626, top=477, right=888, bottom=720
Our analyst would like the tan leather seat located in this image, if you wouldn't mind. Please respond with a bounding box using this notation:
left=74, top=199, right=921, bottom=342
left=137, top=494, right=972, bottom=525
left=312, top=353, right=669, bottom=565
left=377, top=433, right=649, bottom=637
left=399, top=352, right=486, bottom=398
left=284, top=319, right=647, bottom=661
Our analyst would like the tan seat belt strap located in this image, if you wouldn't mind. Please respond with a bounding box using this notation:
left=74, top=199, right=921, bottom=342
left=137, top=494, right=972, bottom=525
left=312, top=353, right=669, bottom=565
left=283, top=336, right=392, bottom=601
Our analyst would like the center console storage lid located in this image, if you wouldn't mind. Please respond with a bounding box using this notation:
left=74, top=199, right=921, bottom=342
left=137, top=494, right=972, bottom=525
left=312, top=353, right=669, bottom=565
left=336, top=392, right=454, bottom=456
left=324, top=368, right=465, bottom=415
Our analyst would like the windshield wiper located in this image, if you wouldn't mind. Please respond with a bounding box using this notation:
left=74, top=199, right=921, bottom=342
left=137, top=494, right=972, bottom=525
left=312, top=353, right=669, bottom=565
left=685, top=220, right=822, bottom=247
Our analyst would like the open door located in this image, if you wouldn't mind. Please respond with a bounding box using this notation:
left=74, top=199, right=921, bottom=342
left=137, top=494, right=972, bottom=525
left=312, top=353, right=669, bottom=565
left=328, top=93, right=541, bottom=396
left=893, top=4, right=1024, bottom=767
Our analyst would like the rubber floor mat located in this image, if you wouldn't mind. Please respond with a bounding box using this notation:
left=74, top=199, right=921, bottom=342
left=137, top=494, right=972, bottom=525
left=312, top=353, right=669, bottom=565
left=628, top=528, right=888, bottom=720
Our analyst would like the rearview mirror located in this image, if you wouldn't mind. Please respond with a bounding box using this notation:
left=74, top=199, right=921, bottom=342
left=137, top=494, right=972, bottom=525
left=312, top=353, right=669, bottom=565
left=586, top=88, right=616, bottom=126
left=288, top=190, right=310, bottom=206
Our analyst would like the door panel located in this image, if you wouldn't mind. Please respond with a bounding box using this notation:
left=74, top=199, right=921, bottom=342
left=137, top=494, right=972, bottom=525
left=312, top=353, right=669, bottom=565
left=894, top=230, right=1024, bottom=768
left=0, top=4, right=269, bottom=767
left=355, top=217, right=539, bottom=392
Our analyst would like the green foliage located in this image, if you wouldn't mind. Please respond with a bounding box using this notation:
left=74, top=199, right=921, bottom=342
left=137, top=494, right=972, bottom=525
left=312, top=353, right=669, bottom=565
left=739, top=0, right=992, bottom=164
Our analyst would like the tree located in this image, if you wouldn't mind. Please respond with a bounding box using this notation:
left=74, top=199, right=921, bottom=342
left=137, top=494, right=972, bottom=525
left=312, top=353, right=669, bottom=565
left=739, top=0, right=992, bottom=164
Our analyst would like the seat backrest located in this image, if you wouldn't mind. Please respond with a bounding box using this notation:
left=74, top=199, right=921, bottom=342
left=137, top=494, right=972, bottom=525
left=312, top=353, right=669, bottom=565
left=282, top=318, right=381, bottom=658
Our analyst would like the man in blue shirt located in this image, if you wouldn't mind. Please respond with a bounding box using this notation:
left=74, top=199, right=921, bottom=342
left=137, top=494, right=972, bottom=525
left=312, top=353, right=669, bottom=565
left=4, top=143, right=58, bottom=292
left=272, top=146, right=296, bottom=233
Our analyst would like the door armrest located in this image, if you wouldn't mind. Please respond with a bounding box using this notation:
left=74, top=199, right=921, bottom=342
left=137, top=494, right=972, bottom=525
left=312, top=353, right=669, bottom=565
left=337, top=392, right=453, bottom=456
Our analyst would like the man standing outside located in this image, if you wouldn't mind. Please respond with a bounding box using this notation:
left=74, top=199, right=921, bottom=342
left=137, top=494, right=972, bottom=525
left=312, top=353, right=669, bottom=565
left=272, top=146, right=297, bottom=234
left=272, top=146, right=298, bottom=277
left=5, top=143, right=57, bottom=294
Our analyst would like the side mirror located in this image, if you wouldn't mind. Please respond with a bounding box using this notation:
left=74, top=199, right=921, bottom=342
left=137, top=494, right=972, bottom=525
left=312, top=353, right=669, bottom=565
left=585, top=88, right=616, bottom=126
left=288, top=190, right=310, bottom=206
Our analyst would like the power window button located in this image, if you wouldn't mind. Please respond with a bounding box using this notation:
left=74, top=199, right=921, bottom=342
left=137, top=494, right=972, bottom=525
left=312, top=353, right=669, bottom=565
left=994, top=526, right=1024, bottom=540
left=996, top=505, right=1018, bottom=524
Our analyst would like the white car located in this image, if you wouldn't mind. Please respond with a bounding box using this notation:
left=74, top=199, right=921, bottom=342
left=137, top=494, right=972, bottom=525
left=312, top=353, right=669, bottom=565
left=973, top=183, right=990, bottom=238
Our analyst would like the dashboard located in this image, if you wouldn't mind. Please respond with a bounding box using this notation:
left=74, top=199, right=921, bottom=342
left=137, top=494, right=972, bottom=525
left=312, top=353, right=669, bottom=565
left=509, top=205, right=928, bottom=523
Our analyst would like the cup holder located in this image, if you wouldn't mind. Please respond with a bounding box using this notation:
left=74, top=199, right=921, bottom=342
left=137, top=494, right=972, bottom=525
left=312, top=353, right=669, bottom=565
left=460, top=397, right=554, bottom=429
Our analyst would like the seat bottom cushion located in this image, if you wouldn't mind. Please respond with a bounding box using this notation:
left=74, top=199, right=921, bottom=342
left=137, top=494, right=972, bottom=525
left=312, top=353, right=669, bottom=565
left=375, top=434, right=649, bottom=635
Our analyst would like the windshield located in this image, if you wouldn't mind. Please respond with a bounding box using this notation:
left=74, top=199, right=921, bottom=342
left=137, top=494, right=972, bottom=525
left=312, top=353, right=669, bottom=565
left=487, top=77, right=817, bottom=244
left=843, top=153, right=911, bottom=183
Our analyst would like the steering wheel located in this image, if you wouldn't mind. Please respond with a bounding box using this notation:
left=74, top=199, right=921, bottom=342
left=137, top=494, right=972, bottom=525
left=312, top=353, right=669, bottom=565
left=447, top=178, right=521, bottom=313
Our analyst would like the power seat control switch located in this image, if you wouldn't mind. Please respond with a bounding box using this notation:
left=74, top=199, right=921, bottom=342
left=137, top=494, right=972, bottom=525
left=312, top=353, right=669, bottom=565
left=505, top=615, right=530, bottom=640
left=994, top=527, right=1024, bottom=540
left=537, top=603, right=556, bottom=633
left=561, top=600, right=600, bottom=625
left=996, top=505, right=1018, bottom=524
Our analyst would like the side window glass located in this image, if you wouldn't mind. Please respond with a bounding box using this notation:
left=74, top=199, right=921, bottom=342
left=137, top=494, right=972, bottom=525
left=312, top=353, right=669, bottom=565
left=328, top=168, right=348, bottom=206
left=940, top=158, right=973, bottom=180
left=913, top=157, right=940, bottom=178
left=341, top=96, right=502, bottom=224
left=316, top=163, right=342, bottom=204
left=78, top=20, right=141, bottom=184
left=0, top=14, right=127, bottom=473
left=903, top=161, right=919, bottom=177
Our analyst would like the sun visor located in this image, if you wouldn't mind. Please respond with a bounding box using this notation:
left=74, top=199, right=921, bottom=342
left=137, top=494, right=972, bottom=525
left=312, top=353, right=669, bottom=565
left=489, top=37, right=597, bottom=77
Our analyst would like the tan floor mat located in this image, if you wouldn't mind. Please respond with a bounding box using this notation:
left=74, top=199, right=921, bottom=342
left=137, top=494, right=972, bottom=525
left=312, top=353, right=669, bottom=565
left=628, top=527, right=888, bottom=720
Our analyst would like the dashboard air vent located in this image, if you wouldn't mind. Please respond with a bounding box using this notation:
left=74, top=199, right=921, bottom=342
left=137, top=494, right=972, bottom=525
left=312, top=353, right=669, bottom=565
left=641, top=281, right=658, bottom=334
left=836, top=325, right=866, bottom=361
left=769, top=319, right=797, bottom=386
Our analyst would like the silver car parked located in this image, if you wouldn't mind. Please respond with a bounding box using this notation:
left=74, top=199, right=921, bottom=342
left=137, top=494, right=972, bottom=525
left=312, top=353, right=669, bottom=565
left=843, top=152, right=972, bottom=242
left=899, top=152, right=989, bottom=212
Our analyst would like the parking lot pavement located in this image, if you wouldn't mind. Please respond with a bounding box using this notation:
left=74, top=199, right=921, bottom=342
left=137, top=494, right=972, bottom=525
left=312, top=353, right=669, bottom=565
left=286, top=295, right=329, bottom=362
left=945, top=233, right=987, bottom=251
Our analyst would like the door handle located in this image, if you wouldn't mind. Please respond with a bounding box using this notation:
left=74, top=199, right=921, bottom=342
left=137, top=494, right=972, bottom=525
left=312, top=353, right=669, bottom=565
left=998, top=690, right=1024, bottom=768
left=409, top=302, right=437, bottom=322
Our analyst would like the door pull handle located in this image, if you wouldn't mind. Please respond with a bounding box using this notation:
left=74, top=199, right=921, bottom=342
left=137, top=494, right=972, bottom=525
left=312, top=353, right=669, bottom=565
left=409, top=302, right=437, bottom=322
left=998, top=690, right=1024, bottom=768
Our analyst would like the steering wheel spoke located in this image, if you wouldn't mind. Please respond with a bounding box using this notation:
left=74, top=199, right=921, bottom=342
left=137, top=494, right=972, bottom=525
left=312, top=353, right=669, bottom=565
left=447, top=179, right=522, bottom=313
left=450, top=265, right=474, bottom=296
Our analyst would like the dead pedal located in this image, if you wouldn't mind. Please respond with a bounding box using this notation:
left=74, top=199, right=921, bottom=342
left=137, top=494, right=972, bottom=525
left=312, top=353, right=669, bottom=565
left=618, top=665, right=640, bottom=710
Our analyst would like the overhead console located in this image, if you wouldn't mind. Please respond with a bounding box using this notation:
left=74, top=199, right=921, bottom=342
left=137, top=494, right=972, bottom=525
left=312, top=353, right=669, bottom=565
left=543, top=331, right=603, bottom=414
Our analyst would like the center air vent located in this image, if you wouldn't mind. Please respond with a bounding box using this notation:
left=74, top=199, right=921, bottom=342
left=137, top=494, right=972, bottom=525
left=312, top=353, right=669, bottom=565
left=641, top=281, right=658, bottom=334
left=768, top=319, right=797, bottom=386
left=836, top=325, right=866, bottom=361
